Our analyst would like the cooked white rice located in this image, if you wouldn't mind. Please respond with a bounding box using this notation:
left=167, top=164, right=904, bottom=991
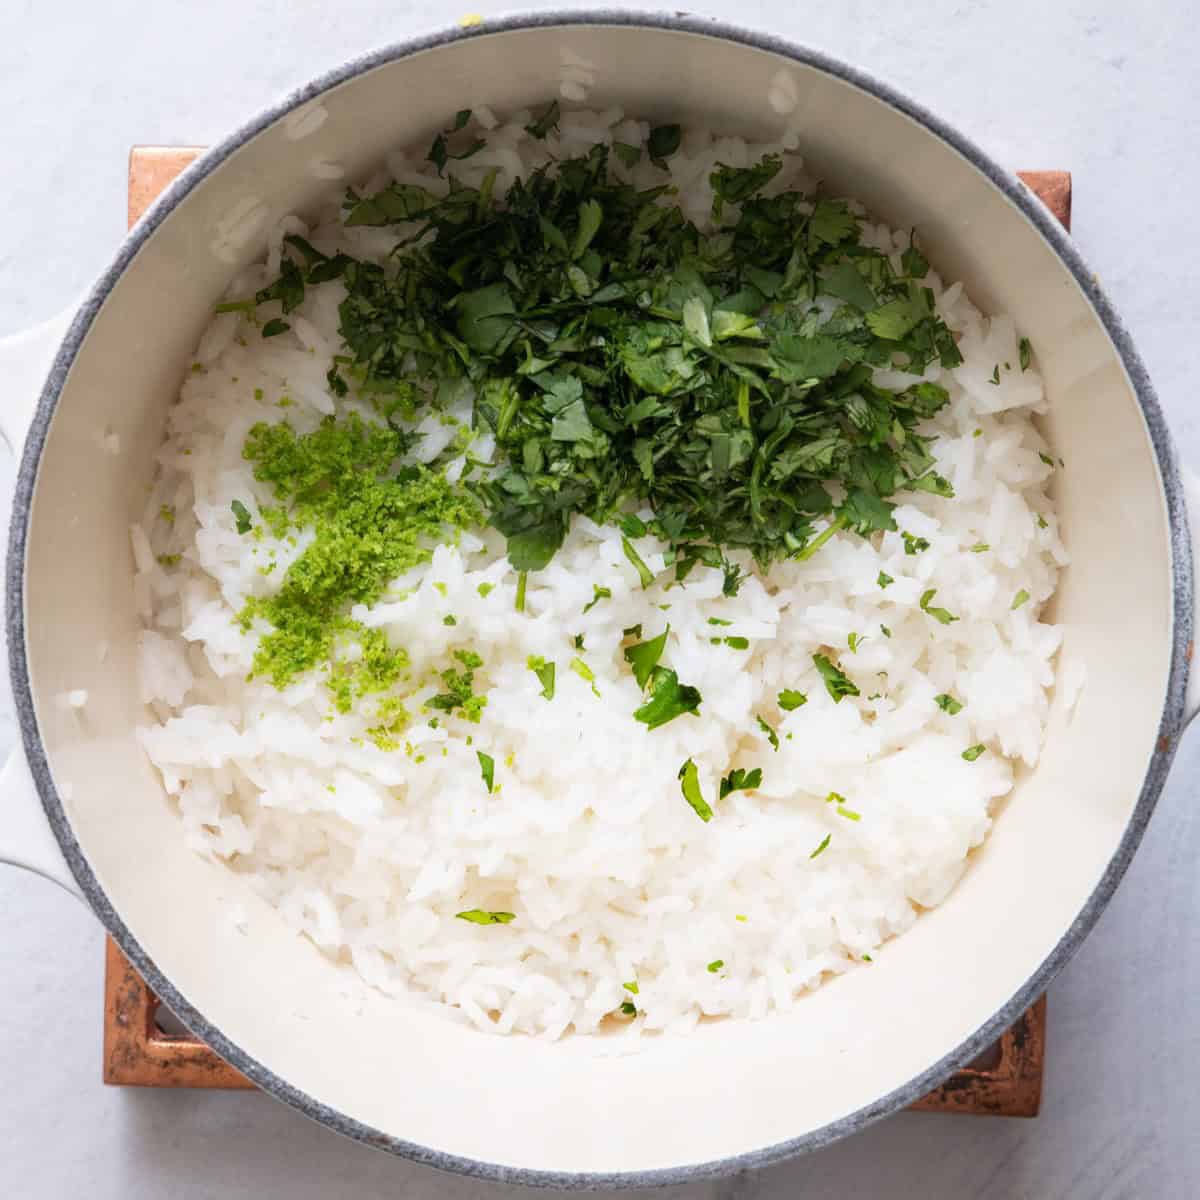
left=135, top=108, right=1065, bottom=1039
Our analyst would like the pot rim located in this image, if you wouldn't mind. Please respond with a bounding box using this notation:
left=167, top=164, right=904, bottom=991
left=6, top=9, right=1191, bottom=1189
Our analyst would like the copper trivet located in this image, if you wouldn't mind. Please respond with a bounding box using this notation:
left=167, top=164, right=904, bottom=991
left=104, top=147, right=1068, bottom=1116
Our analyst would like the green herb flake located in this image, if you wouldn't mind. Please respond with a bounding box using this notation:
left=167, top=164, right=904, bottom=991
left=706, top=959, right=725, bottom=973
left=156, top=553, right=181, bottom=567
left=443, top=614, right=457, bottom=626
left=231, top=499, right=253, bottom=534
left=515, top=571, right=528, bottom=613
left=971, top=542, right=990, bottom=553
left=570, top=656, right=600, bottom=696
left=880, top=624, right=892, bottom=638
left=778, top=689, right=807, bottom=711
left=756, top=714, right=780, bottom=751
left=847, top=632, right=865, bottom=653
left=527, top=655, right=556, bottom=700
left=524, top=100, right=560, bottom=140
left=903, top=532, right=931, bottom=556
left=1037, top=515, right=1048, bottom=530
left=634, top=666, right=701, bottom=729
left=723, top=636, right=750, bottom=650
left=583, top=584, right=612, bottom=614
left=837, top=805, right=862, bottom=821
left=1012, top=588, right=1031, bottom=610
left=622, top=536, right=656, bottom=589
left=919, top=588, right=958, bottom=625
left=678, top=757, right=714, bottom=822
left=862, top=953, right=873, bottom=962
left=477, top=582, right=495, bottom=597
left=989, top=364, right=1001, bottom=385
left=935, top=693, right=964, bottom=715
left=261, top=318, right=290, bottom=338
left=619, top=1000, right=637, bottom=1016
left=456, top=909, right=515, bottom=925
left=707, top=617, right=732, bottom=626
left=159, top=505, right=175, bottom=524
left=877, top=571, right=894, bottom=589
left=647, top=123, right=682, bottom=169
left=719, top=766, right=762, bottom=799
left=809, top=834, right=831, bottom=860
left=962, top=744, right=986, bottom=762
left=1019, top=336, right=1032, bottom=371
left=813, top=653, right=860, bottom=702
left=624, top=626, right=669, bottom=690
left=1039, top=451, right=1055, bottom=467
left=476, top=750, right=495, bottom=793
left=623, top=980, right=639, bottom=995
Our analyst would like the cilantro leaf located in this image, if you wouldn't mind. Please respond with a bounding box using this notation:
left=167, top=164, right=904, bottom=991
left=634, top=667, right=701, bottom=729
left=778, top=689, right=807, bottom=711
left=877, top=571, right=894, bottom=589
left=678, top=757, right=714, bottom=822
left=756, top=714, right=779, bottom=750
left=525, top=101, right=560, bottom=139
left=231, top=499, right=252, bottom=534
left=809, top=833, right=831, bottom=859
left=919, top=588, right=958, bottom=625
left=719, top=766, right=762, bottom=799
left=622, top=536, right=656, bottom=588
left=1012, top=588, right=1030, bottom=610
left=613, top=142, right=642, bottom=168
left=647, top=124, right=682, bottom=169
left=456, top=909, right=515, bottom=925
left=935, top=693, right=963, bottom=715
left=813, top=653, right=860, bottom=702
left=707, top=959, right=725, bottom=973
left=476, top=750, right=495, bottom=793
left=962, top=744, right=986, bottom=762
left=1019, top=336, right=1032, bottom=371
left=624, top=626, right=669, bottom=689
left=527, top=655, right=555, bottom=700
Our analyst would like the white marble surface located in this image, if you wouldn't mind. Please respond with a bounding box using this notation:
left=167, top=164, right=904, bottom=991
left=2, top=1, right=1199, bottom=1196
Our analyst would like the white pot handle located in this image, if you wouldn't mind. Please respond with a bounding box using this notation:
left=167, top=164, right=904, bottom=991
left=0, top=306, right=87, bottom=902
left=1184, top=469, right=1200, bottom=725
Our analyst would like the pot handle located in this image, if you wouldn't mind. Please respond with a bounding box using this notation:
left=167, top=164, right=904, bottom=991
left=1185, top=469, right=1200, bottom=725
left=0, top=306, right=87, bottom=902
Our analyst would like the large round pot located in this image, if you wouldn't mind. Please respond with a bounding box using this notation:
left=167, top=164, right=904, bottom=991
left=1, top=11, right=1196, bottom=1187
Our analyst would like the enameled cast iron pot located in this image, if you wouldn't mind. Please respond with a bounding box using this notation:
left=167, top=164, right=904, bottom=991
left=2, top=12, right=1198, bottom=1187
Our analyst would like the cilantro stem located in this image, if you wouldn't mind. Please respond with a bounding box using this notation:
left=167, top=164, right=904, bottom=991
left=795, top=516, right=847, bottom=562
left=515, top=571, right=528, bottom=613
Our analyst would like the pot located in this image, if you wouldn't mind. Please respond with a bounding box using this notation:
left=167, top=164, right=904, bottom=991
left=1, top=12, right=1196, bottom=1187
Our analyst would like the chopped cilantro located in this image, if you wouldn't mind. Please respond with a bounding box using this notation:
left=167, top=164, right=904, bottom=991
left=524, top=100, right=560, bottom=139
left=1012, top=588, right=1030, bottom=610
left=624, top=626, right=668, bottom=689
left=515, top=571, right=528, bottom=612
left=880, top=624, right=892, bottom=638
left=583, top=584, right=612, bottom=613
left=935, top=693, right=963, bottom=715
left=756, top=714, right=780, bottom=750
left=778, top=689, right=807, bottom=711
left=634, top=668, right=701, bottom=729
left=623, top=980, right=639, bottom=994
left=621, top=536, right=655, bottom=589
left=647, top=123, right=682, bottom=168
left=847, top=632, right=865, bottom=652
left=678, top=757, right=713, bottom=822
left=719, top=767, right=762, bottom=799
left=836, top=805, right=862, bottom=821
left=877, top=571, right=894, bottom=589
left=813, top=653, right=860, bottom=702
left=1019, top=336, right=1032, bottom=371
left=619, top=1000, right=637, bottom=1016
left=970, top=542, right=990, bottom=553
left=477, top=582, right=494, bottom=597
left=962, top=744, right=986, bottom=762
left=159, top=505, right=175, bottom=524
left=425, top=650, right=488, bottom=722
left=989, top=364, right=1000, bottom=385
left=706, top=959, right=725, bottom=973
left=707, top=617, right=732, bottom=626
left=613, top=142, right=642, bottom=168
left=443, top=614, right=457, bottom=626
left=456, top=909, right=515, bottom=925
left=1039, top=451, right=1054, bottom=467
left=919, top=588, right=958, bottom=625
left=1036, top=515, right=1048, bottom=530
left=527, top=655, right=556, bottom=700
left=231, top=499, right=252, bottom=534
left=723, top=636, right=750, bottom=650
left=622, top=623, right=643, bottom=639
left=476, top=750, right=495, bottom=793
left=573, top=634, right=586, bottom=651
left=809, top=834, right=831, bottom=860
left=261, top=318, right=290, bottom=338
left=156, top=553, right=180, bottom=567
left=570, top=656, right=600, bottom=696
left=903, top=532, right=931, bottom=555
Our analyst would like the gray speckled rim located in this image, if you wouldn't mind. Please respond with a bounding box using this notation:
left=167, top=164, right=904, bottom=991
left=6, top=9, right=1191, bottom=1190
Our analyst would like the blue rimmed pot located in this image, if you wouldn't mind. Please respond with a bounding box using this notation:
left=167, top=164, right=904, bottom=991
left=0, top=11, right=1196, bottom=1188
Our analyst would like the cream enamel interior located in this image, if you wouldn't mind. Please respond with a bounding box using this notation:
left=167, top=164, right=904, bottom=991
left=19, top=24, right=1174, bottom=1174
